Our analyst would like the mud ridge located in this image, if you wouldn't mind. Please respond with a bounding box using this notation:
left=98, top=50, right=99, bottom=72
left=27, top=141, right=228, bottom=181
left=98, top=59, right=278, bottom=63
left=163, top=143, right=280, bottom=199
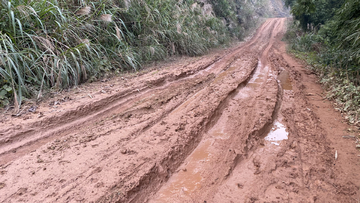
left=97, top=55, right=259, bottom=203
left=0, top=16, right=278, bottom=157
left=203, top=61, right=259, bottom=133
left=0, top=56, right=223, bottom=143
left=131, top=74, right=216, bottom=138
left=0, top=61, right=223, bottom=162
left=230, top=76, right=281, bottom=173
left=0, top=35, right=264, bottom=162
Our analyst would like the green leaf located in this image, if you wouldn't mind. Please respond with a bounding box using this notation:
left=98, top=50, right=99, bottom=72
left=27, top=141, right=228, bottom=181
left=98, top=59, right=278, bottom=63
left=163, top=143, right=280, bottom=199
left=0, top=89, right=7, bottom=99
left=3, top=85, right=12, bottom=92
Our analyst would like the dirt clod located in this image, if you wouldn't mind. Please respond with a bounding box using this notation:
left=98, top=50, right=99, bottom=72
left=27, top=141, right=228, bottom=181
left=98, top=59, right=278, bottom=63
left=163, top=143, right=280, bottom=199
left=120, top=149, right=127, bottom=154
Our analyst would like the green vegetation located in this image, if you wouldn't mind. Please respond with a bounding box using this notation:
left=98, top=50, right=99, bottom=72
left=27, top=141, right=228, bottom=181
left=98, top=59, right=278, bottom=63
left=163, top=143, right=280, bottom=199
left=0, top=0, right=269, bottom=109
left=285, top=0, right=360, bottom=125
left=285, top=0, right=345, bottom=30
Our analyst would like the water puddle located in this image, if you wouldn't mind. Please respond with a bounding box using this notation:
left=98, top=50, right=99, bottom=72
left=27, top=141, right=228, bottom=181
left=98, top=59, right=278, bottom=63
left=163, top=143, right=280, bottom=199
left=234, top=62, right=268, bottom=100
left=278, top=70, right=292, bottom=90
left=209, top=128, right=227, bottom=138
left=208, top=113, right=229, bottom=139
left=263, top=69, right=292, bottom=145
left=265, top=120, right=289, bottom=145
left=152, top=140, right=212, bottom=202
left=248, top=62, right=267, bottom=87
left=153, top=101, right=231, bottom=202
left=153, top=60, right=292, bottom=202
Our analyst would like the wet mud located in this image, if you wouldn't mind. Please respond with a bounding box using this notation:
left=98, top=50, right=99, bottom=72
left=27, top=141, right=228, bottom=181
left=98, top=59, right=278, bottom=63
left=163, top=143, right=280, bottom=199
left=0, top=18, right=359, bottom=203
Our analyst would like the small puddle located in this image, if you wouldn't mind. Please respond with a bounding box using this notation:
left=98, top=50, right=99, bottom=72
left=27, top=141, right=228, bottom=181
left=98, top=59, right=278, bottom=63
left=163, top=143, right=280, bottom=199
left=153, top=104, right=231, bottom=202
left=153, top=140, right=212, bottom=202
left=234, top=62, right=268, bottom=100
left=209, top=128, right=227, bottom=138
left=247, top=62, right=267, bottom=87
left=264, top=120, right=289, bottom=145
left=263, top=69, right=292, bottom=145
left=208, top=113, right=229, bottom=139
left=278, top=70, right=292, bottom=90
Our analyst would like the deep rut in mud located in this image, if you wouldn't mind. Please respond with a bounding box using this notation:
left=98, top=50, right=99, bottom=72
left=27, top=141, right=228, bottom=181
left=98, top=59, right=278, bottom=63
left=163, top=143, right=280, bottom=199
left=0, top=18, right=359, bottom=203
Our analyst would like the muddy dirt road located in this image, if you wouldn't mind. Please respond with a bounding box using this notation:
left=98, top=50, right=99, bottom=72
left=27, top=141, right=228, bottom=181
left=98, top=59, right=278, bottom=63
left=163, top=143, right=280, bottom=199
left=0, top=18, right=359, bottom=203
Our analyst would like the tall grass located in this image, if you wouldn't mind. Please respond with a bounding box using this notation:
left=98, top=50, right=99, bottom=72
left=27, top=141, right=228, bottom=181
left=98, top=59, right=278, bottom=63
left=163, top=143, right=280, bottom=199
left=0, top=0, right=267, bottom=109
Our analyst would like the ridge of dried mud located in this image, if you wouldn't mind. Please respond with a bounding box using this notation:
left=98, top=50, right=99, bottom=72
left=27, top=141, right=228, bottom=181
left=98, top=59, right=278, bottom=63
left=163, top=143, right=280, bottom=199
left=0, top=18, right=359, bottom=203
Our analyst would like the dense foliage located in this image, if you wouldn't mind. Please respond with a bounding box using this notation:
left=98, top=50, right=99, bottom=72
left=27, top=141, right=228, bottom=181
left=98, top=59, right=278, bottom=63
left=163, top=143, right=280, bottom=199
left=286, top=0, right=345, bottom=30
left=0, top=0, right=269, bottom=108
left=286, top=0, right=360, bottom=125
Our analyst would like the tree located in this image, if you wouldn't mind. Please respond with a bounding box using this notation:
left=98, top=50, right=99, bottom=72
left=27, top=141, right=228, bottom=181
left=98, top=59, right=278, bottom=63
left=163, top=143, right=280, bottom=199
left=291, top=0, right=316, bottom=30
left=285, top=0, right=296, bottom=7
left=291, top=0, right=346, bottom=31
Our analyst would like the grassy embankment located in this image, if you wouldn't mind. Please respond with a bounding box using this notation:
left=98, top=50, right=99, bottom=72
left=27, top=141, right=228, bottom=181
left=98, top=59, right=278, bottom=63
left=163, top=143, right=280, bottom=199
left=0, top=0, right=271, bottom=110
left=284, top=1, right=360, bottom=126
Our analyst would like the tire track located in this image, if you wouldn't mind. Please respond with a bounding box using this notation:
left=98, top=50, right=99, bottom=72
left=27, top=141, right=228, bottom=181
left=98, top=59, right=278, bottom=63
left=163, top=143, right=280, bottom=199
left=0, top=19, right=292, bottom=203
left=0, top=20, right=278, bottom=165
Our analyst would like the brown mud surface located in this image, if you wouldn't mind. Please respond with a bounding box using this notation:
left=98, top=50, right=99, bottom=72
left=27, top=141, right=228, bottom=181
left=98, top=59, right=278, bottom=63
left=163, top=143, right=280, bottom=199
left=1, top=18, right=360, bottom=203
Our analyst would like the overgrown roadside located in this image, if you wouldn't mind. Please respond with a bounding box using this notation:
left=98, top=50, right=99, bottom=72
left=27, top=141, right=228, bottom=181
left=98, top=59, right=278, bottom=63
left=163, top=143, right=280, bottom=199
left=278, top=20, right=360, bottom=202
left=283, top=0, right=360, bottom=127
left=284, top=18, right=360, bottom=151
left=0, top=0, right=273, bottom=110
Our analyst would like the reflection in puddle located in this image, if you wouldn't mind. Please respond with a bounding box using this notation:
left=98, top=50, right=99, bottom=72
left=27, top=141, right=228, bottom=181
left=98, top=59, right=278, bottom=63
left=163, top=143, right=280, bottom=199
left=209, top=129, right=227, bottom=138
left=208, top=114, right=229, bottom=139
left=264, top=69, right=291, bottom=146
left=153, top=140, right=212, bottom=202
left=265, top=120, right=288, bottom=145
left=234, top=62, right=268, bottom=100
left=247, top=62, right=267, bottom=88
